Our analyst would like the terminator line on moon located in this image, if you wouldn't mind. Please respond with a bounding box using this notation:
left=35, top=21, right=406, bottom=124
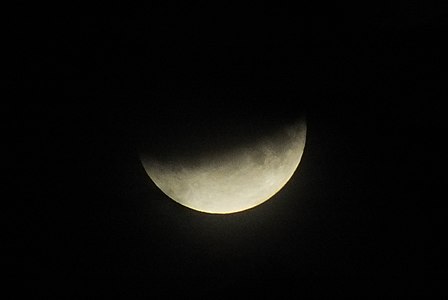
left=140, top=120, right=307, bottom=214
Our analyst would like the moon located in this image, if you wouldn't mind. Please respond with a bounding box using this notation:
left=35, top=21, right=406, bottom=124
left=140, top=120, right=306, bottom=214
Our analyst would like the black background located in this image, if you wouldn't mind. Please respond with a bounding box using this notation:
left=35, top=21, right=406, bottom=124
left=7, top=1, right=447, bottom=296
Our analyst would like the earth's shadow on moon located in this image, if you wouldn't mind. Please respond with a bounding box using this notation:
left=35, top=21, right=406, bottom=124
left=136, top=84, right=307, bottom=167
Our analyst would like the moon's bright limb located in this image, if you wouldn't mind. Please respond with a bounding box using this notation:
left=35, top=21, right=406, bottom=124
left=140, top=120, right=306, bottom=214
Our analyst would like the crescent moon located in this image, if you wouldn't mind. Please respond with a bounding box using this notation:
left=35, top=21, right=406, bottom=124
left=140, top=120, right=306, bottom=214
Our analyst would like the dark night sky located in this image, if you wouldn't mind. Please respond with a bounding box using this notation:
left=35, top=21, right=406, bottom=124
left=7, top=1, right=447, bottom=295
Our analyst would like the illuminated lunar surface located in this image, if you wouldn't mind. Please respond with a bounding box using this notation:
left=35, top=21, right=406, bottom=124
left=140, top=121, right=306, bottom=214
